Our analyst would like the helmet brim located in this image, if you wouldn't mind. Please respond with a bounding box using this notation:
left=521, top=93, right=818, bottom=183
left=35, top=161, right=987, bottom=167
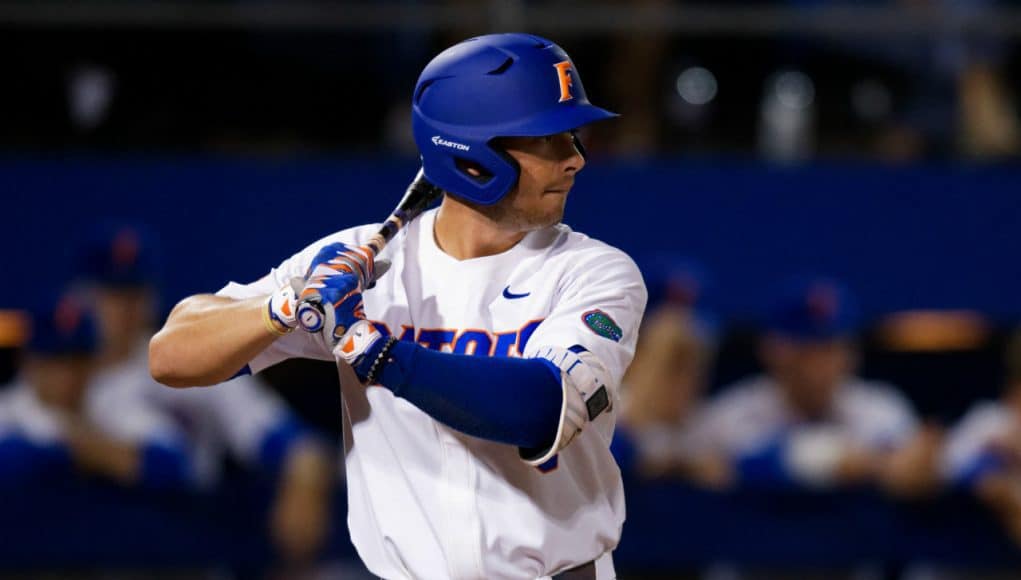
left=484, top=102, right=619, bottom=139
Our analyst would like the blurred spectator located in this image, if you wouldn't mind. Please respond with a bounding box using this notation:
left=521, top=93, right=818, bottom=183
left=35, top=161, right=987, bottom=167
left=790, top=0, right=1020, bottom=160
left=692, top=276, right=941, bottom=495
left=77, top=224, right=335, bottom=566
left=613, top=259, right=731, bottom=488
left=602, top=0, right=671, bottom=156
left=0, top=294, right=194, bottom=490
left=943, top=329, right=1021, bottom=547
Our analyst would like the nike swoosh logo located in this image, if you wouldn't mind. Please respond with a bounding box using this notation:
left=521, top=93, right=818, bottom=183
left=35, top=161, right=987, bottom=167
left=502, top=286, right=530, bottom=300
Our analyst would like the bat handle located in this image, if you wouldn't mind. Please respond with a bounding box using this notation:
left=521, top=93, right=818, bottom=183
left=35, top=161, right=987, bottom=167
left=294, top=242, right=380, bottom=334
left=293, top=169, right=440, bottom=336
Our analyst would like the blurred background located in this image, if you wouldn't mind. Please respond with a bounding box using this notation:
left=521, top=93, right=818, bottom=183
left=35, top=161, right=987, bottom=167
left=2, top=0, right=1021, bottom=578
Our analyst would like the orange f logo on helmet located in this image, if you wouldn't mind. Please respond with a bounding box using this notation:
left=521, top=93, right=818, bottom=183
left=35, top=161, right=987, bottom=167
left=553, top=60, right=574, bottom=103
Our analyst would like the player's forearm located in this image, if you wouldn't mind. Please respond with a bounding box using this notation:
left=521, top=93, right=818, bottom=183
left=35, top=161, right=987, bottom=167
left=65, top=421, right=195, bottom=489
left=976, top=473, right=1021, bottom=514
left=65, top=421, right=142, bottom=484
left=272, top=439, right=334, bottom=563
left=150, top=294, right=278, bottom=387
left=281, top=439, right=334, bottom=495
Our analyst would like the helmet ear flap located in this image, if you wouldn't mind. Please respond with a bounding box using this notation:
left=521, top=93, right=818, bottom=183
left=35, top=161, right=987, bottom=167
left=488, top=140, right=521, bottom=195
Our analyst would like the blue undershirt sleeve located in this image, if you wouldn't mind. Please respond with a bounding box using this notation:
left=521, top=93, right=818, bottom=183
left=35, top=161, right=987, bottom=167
left=954, top=450, right=1007, bottom=491
left=735, top=439, right=800, bottom=491
left=0, top=435, right=74, bottom=487
left=138, top=441, right=196, bottom=490
left=376, top=340, right=564, bottom=450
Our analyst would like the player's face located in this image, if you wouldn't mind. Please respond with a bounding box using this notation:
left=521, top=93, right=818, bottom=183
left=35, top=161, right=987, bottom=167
left=761, top=336, right=856, bottom=418
left=95, top=287, right=153, bottom=344
left=26, top=355, right=93, bottom=412
left=491, top=132, right=586, bottom=231
left=629, top=306, right=711, bottom=422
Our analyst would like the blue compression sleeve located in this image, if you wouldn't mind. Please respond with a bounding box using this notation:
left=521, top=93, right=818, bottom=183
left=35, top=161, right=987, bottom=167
left=0, top=436, right=73, bottom=487
left=735, top=439, right=800, bottom=491
left=138, top=442, right=195, bottom=490
left=376, top=341, right=564, bottom=450
left=954, top=450, right=1006, bottom=491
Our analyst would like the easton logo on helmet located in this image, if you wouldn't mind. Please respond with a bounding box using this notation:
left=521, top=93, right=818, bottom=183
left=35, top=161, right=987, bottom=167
left=554, top=60, right=574, bottom=102
left=431, top=136, right=471, bottom=151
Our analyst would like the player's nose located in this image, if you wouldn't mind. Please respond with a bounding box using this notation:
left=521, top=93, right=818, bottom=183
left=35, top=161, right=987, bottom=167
left=557, top=133, right=585, bottom=174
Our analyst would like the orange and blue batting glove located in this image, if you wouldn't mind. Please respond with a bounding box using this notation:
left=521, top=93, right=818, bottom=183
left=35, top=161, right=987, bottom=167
left=298, top=267, right=368, bottom=347
left=305, top=242, right=378, bottom=290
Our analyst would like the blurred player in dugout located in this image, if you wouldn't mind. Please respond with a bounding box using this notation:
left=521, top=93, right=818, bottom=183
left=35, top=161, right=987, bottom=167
left=0, top=294, right=194, bottom=491
left=693, top=276, right=942, bottom=495
left=75, top=224, right=335, bottom=565
left=943, top=329, right=1021, bottom=550
left=612, top=259, right=731, bottom=489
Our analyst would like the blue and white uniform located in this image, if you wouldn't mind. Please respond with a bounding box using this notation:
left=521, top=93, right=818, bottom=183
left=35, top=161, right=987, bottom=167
left=91, top=339, right=313, bottom=486
left=219, top=208, right=646, bottom=580
left=943, top=401, right=1020, bottom=489
left=0, top=377, right=193, bottom=489
left=693, top=374, right=918, bottom=488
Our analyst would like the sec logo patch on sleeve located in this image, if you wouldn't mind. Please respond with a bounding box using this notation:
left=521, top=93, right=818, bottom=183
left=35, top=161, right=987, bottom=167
left=582, top=309, right=623, bottom=342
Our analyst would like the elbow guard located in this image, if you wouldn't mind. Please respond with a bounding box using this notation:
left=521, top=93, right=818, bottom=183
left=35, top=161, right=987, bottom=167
left=520, top=345, right=613, bottom=465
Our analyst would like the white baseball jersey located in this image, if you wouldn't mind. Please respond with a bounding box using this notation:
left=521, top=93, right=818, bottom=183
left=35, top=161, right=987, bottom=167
left=218, top=208, right=646, bottom=580
left=693, top=374, right=919, bottom=458
left=943, top=400, right=1017, bottom=484
left=617, top=390, right=709, bottom=467
left=90, top=339, right=298, bottom=486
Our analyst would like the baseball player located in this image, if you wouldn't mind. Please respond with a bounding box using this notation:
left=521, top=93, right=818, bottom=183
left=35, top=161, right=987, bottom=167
left=612, top=259, right=731, bottom=488
left=77, top=223, right=335, bottom=564
left=0, top=295, right=194, bottom=490
left=691, top=277, right=940, bottom=495
left=943, top=329, right=1021, bottom=547
left=150, top=34, right=647, bottom=579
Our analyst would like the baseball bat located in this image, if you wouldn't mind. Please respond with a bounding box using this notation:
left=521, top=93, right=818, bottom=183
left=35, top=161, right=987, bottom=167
left=295, top=168, right=444, bottom=333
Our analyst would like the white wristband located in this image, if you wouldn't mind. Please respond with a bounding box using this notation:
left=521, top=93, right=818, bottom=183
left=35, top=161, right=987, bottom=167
left=266, top=277, right=303, bottom=332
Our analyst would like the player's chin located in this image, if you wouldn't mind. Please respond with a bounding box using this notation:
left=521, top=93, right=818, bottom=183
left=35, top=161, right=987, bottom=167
left=521, top=205, right=565, bottom=231
left=544, top=192, right=568, bottom=215
left=541, top=206, right=567, bottom=228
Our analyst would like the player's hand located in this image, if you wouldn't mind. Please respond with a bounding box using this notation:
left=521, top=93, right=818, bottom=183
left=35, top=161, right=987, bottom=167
left=334, top=319, right=391, bottom=384
left=295, top=241, right=391, bottom=338
left=299, top=270, right=366, bottom=347
left=265, top=277, right=305, bottom=333
left=877, top=424, right=943, bottom=498
left=304, top=241, right=387, bottom=291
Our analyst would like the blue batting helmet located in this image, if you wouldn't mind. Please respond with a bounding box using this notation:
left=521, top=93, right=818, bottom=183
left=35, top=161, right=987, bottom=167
left=27, top=294, right=98, bottom=357
left=77, top=223, right=161, bottom=288
left=412, top=33, right=617, bottom=205
left=766, top=276, right=860, bottom=341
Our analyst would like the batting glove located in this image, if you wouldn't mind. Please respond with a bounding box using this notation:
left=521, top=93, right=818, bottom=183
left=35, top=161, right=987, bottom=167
left=298, top=269, right=367, bottom=347
left=304, top=242, right=383, bottom=291
left=295, top=241, right=393, bottom=338
left=264, top=277, right=305, bottom=334
left=334, top=319, right=394, bottom=385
